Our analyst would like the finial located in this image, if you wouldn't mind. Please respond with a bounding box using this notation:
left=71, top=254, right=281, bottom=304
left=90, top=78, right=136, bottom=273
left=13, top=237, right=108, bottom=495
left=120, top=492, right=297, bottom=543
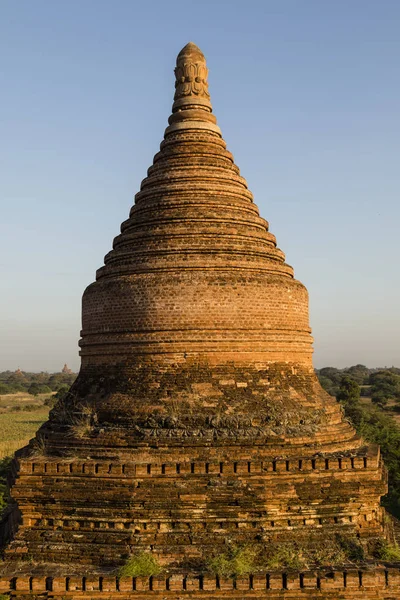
left=166, top=42, right=220, bottom=137
left=174, top=42, right=210, bottom=102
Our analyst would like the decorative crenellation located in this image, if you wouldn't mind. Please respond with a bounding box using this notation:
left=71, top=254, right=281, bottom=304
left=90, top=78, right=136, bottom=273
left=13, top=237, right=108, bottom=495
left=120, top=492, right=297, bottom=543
left=16, top=454, right=376, bottom=477
left=0, top=569, right=400, bottom=596
left=23, top=513, right=378, bottom=532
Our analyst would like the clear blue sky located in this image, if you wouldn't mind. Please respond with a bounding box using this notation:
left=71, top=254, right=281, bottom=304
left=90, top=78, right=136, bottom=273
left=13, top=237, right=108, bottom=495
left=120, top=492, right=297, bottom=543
left=1, top=0, right=399, bottom=372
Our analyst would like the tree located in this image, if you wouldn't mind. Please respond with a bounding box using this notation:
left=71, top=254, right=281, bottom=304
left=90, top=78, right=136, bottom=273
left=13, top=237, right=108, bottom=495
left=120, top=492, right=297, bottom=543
left=319, top=367, right=342, bottom=384
left=28, top=383, right=52, bottom=396
left=48, top=373, right=76, bottom=391
left=337, top=376, right=361, bottom=405
left=344, top=364, right=370, bottom=385
left=318, top=376, right=338, bottom=397
left=370, top=370, right=400, bottom=406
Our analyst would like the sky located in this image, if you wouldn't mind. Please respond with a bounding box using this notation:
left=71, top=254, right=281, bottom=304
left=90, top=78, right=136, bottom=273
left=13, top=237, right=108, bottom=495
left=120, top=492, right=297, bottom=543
left=1, top=0, right=399, bottom=372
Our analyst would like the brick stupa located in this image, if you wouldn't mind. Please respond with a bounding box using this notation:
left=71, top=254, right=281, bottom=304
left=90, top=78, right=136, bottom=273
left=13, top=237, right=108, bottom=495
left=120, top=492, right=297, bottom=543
left=0, top=43, right=398, bottom=599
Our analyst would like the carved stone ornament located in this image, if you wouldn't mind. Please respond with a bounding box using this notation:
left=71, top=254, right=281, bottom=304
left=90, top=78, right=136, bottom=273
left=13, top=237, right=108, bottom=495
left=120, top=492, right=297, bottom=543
left=174, top=49, right=210, bottom=100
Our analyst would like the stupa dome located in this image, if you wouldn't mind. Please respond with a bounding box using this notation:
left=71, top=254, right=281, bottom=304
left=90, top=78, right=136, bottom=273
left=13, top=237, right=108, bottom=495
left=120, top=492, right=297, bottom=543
left=79, top=43, right=311, bottom=371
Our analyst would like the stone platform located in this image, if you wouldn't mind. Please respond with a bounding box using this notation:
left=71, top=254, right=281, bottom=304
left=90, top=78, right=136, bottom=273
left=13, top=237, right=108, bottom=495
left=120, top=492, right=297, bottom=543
left=0, top=442, right=388, bottom=570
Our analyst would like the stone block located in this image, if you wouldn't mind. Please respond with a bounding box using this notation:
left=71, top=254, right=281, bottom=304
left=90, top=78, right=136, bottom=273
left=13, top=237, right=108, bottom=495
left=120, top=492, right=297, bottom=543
left=184, top=576, right=199, bottom=591
left=387, top=568, right=400, bottom=587
left=345, top=570, right=361, bottom=588
left=118, top=577, right=134, bottom=592
left=269, top=573, right=283, bottom=590
left=286, top=574, right=300, bottom=590
left=168, top=575, right=183, bottom=591
left=252, top=575, right=266, bottom=591
left=52, top=577, right=68, bottom=592
left=83, top=462, right=96, bottom=474
left=135, top=576, right=150, bottom=591
left=151, top=576, right=166, bottom=591
left=85, top=577, right=101, bottom=591
left=68, top=576, right=83, bottom=591
left=202, top=575, right=217, bottom=591
left=218, top=577, right=233, bottom=591
left=46, top=462, right=59, bottom=474
left=101, top=576, right=117, bottom=592
left=15, top=577, right=30, bottom=591
left=302, top=572, right=318, bottom=589
left=235, top=576, right=250, bottom=590
left=0, top=578, right=11, bottom=592
left=319, top=572, right=338, bottom=590
left=31, top=577, right=46, bottom=591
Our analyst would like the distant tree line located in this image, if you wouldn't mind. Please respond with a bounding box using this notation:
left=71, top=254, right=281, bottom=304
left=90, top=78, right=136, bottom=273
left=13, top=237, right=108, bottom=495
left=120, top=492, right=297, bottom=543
left=316, top=365, right=400, bottom=519
left=316, top=364, right=400, bottom=407
left=0, top=370, right=77, bottom=396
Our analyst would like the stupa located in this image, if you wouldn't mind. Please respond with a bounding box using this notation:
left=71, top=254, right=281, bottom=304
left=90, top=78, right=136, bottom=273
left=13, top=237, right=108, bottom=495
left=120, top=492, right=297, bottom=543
left=1, top=43, right=398, bottom=598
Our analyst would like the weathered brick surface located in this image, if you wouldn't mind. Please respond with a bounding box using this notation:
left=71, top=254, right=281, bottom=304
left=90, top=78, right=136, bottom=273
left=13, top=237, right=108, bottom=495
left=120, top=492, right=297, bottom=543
left=0, top=42, right=396, bottom=598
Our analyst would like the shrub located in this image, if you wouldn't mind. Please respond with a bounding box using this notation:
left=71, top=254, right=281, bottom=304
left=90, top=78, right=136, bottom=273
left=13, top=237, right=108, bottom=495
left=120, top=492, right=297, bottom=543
left=10, top=403, right=41, bottom=413
left=336, top=535, right=365, bottom=562
left=44, top=396, right=58, bottom=408
left=117, top=552, right=161, bottom=578
left=206, top=545, right=257, bottom=577
left=28, top=383, right=52, bottom=396
left=265, top=543, right=306, bottom=570
left=373, top=539, right=400, bottom=561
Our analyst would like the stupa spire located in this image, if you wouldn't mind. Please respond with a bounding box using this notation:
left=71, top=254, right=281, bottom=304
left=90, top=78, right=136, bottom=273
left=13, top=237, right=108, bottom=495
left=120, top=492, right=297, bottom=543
left=167, top=42, right=220, bottom=136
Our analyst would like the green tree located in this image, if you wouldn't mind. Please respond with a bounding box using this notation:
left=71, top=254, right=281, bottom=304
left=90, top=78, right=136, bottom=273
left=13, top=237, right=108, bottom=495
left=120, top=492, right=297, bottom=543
left=319, top=367, right=342, bottom=385
left=28, top=383, right=52, bottom=396
left=337, top=377, right=361, bottom=404
left=370, top=371, right=400, bottom=406
left=337, top=388, right=400, bottom=518
left=48, top=373, right=76, bottom=391
left=318, top=376, right=338, bottom=397
left=344, top=364, right=370, bottom=385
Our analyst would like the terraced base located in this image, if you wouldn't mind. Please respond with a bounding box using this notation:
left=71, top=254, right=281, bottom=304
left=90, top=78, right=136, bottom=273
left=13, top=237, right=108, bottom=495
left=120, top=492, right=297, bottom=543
left=0, top=440, right=388, bottom=572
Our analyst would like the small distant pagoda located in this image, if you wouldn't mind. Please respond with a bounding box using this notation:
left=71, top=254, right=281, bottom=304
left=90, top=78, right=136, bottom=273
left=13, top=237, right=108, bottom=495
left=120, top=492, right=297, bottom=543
left=0, top=43, right=398, bottom=598
left=61, top=363, right=72, bottom=374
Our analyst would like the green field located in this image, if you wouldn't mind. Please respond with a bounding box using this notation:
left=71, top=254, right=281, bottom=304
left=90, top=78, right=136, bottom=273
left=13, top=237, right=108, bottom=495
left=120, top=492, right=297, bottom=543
left=0, top=394, right=50, bottom=459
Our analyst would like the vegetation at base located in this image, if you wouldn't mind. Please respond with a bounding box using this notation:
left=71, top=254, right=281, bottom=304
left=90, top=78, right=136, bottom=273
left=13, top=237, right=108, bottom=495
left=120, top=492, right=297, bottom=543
left=206, top=545, right=257, bottom=577
left=317, top=365, right=400, bottom=519
left=117, top=552, right=161, bottom=577
left=372, top=539, right=400, bottom=561
left=205, top=536, right=367, bottom=575
left=264, top=536, right=366, bottom=569
left=263, top=543, right=305, bottom=571
left=0, top=595, right=10, bottom=600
